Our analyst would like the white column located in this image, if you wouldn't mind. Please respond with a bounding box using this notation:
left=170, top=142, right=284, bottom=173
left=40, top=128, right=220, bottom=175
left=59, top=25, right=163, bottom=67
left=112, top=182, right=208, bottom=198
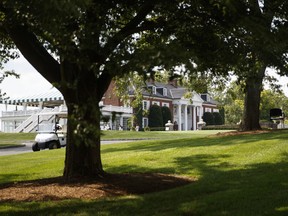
left=200, top=106, right=204, bottom=119
left=178, top=104, right=182, bottom=131
left=38, top=101, right=44, bottom=110
left=193, top=106, right=197, bottom=130
left=23, top=103, right=27, bottom=111
left=184, top=105, right=188, bottom=131
left=109, top=117, right=113, bottom=130
left=119, top=116, right=124, bottom=130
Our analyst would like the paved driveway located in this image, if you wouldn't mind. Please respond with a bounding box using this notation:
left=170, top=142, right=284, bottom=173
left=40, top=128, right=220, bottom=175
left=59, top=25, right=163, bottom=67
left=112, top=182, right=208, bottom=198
left=0, top=140, right=132, bottom=156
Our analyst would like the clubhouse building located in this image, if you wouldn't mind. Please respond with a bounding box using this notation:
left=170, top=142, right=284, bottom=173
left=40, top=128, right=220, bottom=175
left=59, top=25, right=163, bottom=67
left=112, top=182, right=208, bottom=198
left=0, top=79, right=218, bottom=132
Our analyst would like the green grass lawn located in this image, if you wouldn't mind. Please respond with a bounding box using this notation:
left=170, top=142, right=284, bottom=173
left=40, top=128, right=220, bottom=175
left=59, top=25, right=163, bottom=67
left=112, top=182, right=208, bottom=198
left=0, top=130, right=219, bottom=148
left=0, top=130, right=288, bottom=215
left=101, top=129, right=221, bottom=140
left=0, top=133, right=36, bottom=148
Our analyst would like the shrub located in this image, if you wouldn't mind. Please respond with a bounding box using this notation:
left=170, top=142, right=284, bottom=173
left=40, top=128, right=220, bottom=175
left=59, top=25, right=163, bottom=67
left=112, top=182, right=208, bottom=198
left=219, top=107, right=225, bottom=124
left=161, top=106, right=172, bottom=126
left=203, top=112, right=215, bottom=125
left=144, top=126, right=150, bottom=131
left=148, top=104, right=163, bottom=128
left=213, top=112, right=223, bottom=125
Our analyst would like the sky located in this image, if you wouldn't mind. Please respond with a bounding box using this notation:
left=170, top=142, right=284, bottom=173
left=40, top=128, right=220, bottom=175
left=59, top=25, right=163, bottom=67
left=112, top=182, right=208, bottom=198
left=1, top=55, right=288, bottom=99
left=1, top=56, right=54, bottom=99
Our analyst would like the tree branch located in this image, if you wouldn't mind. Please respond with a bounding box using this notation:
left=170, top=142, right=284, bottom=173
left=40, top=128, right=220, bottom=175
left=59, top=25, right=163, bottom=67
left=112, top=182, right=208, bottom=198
left=0, top=2, right=61, bottom=84
left=104, top=0, right=158, bottom=55
left=4, top=24, right=61, bottom=84
left=96, top=71, right=112, bottom=101
left=0, top=3, right=61, bottom=83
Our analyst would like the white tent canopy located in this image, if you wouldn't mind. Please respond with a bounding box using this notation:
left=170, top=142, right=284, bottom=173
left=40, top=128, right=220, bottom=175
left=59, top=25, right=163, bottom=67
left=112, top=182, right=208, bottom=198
left=0, top=87, right=64, bottom=107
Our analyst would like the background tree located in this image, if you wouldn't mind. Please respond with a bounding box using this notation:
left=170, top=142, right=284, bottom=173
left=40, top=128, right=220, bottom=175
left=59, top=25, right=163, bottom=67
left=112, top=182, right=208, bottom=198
left=260, top=90, right=288, bottom=121
left=218, top=1, right=288, bottom=130
left=213, top=79, right=288, bottom=124
left=170, top=0, right=288, bottom=131
left=213, top=81, right=245, bottom=124
left=0, top=27, right=19, bottom=99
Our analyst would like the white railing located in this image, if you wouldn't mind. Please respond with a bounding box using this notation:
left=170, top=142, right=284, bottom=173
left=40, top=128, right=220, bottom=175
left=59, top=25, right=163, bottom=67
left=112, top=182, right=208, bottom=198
left=23, top=110, right=55, bottom=133
left=101, top=105, right=133, bottom=114
left=1, top=109, right=40, bottom=117
left=14, top=108, right=55, bottom=133
left=14, top=113, right=38, bottom=133
left=4, top=104, right=130, bottom=133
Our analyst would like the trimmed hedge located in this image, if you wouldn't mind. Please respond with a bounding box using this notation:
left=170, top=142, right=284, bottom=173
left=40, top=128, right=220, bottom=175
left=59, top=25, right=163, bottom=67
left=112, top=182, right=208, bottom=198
left=161, top=106, right=172, bottom=126
left=203, top=112, right=215, bottom=125
left=149, top=127, right=166, bottom=131
left=148, top=104, right=163, bottom=128
left=213, top=112, right=224, bottom=125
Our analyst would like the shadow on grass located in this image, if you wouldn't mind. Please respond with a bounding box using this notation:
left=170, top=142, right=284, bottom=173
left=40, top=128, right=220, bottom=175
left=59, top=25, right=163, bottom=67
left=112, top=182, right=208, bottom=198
left=1, top=131, right=288, bottom=215
left=2, top=152, right=288, bottom=215
left=0, top=174, right=27, bottom=185
left=102, top=130, right=288, bottom=154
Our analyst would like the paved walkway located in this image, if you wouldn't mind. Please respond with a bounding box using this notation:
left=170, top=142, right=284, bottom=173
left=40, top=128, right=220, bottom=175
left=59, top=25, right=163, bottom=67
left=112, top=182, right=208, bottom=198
left=0, top=140, right=132, bottom=156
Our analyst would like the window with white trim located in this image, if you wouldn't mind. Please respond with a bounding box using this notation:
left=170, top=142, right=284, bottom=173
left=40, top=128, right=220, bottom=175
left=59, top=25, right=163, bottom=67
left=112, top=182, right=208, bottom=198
left=163, top=88, right=167, bottom=96
left=143, top=117, right=149, bottom=128
left=152, top=101, right=160, bottom=106
left=162, top=102, right=169, bottom=107
left=205, top=107, right=212, bottom=112
left=143, top=100, right=150, bottom=110
left=148, top=86, right=156, bottom=94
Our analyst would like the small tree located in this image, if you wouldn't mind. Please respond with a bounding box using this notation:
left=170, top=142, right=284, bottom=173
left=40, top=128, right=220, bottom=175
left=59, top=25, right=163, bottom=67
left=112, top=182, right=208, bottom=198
left=148, top=104, right=163, bottom=128
left=203, top=112, right=215, bottom=126
left=161, top=106, right=171, bottom=126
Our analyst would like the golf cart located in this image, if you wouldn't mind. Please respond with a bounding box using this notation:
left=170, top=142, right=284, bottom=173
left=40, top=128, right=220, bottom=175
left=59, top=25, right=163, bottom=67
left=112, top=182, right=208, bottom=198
left=32, top=112, right=67, bottom=151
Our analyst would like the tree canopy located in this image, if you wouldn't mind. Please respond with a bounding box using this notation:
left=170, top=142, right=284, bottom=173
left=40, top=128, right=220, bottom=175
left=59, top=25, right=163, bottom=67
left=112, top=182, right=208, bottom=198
left=0, top=0, right=191, bottom=179
left=169, top=0, right=288, bottom=130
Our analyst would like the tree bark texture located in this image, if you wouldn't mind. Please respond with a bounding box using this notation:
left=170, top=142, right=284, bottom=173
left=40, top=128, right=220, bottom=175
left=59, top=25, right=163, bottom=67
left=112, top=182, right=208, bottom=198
left=61, top=64, right=112, bottom=179
left=242, top=66, right=266, bottom=131
left=63, top=101, right=104, bottom=179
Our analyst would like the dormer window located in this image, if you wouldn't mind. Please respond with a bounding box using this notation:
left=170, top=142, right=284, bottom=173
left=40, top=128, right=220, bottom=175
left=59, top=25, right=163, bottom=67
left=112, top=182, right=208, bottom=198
left=163, top=88, right=167, bottom=96
left=156, top=87, right=167, bottom=96
left=148, top=86, right=156, bottom=94
left=201, top=93, right=211, bottom=102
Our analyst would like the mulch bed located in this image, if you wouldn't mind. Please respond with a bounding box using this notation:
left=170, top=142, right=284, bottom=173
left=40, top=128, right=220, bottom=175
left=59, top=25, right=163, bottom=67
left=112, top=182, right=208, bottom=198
left=0, top=173, right=195, bottom=202
left=211, top=130, right=271, bottom=137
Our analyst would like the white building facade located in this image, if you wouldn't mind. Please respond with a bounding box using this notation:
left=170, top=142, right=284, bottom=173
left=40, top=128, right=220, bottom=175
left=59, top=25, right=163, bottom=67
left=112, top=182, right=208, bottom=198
left=0, top=81, right=218, bottom=133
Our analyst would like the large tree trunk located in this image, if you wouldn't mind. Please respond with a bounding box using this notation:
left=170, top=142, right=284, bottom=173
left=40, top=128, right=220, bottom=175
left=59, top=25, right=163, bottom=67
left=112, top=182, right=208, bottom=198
left=61, top=63, right=112, bottom=180
left=242, top=66, right=266, bottom=131
left=63, top=100, right=104, bottom=179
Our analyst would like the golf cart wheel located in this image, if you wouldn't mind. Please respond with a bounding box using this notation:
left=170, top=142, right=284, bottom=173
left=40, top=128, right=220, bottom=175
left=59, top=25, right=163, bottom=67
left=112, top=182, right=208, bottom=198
left=49, top=141, right=59, bottom=150
left=32, top=143, right=40, bottom=152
